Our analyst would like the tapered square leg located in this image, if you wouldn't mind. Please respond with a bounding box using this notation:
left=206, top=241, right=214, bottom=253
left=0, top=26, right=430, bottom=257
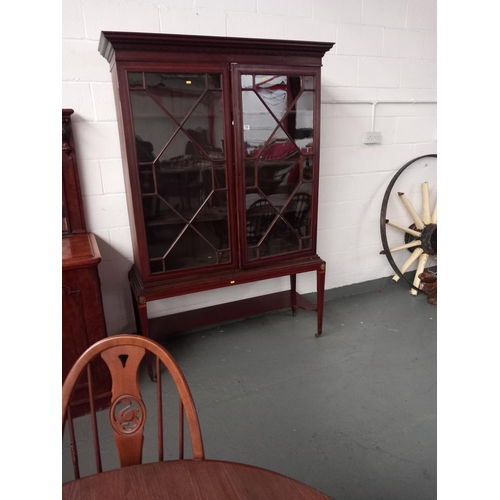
left=290, top=274, right=297, bottom=316
left=315, top=263, right=326, bottom=337
left=130, top=287, right=156, bottom=381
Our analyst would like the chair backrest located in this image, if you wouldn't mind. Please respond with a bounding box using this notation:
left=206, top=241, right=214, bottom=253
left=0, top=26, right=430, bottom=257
left=63, top=334, right=204, bottom=481
left=246, top=198, right=277, bottom=246
left=290, top=192, right=311, bottom=236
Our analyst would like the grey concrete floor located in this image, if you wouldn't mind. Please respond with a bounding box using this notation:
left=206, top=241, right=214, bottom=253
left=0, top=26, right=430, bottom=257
left=63, top=280, right=437, bottom=500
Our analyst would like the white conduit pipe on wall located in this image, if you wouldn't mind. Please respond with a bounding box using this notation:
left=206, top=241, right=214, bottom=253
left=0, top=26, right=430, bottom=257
left=321, top=100, right=437, bottom=132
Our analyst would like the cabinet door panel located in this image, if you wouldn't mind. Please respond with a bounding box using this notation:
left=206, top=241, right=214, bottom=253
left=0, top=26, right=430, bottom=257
left=128, top=71, right=232, bottom=274
left=236, top=71, right=318, bottom=264
left=62, top=266, right=111, bottom=416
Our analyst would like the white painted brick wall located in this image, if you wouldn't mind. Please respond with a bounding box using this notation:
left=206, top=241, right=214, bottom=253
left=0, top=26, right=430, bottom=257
left=159, top=8, right=227, bottom=36
left=312, top=0, right=362, bottom=24
left=358, top=57, right=401, bottom=87
left=322, top=55, right=359, bottom=88
left=285, top=17, right=337, bottom=42
left=62, top=83, right=95, bottom=121
left=100, top=159, right=126, bottom=194
left=195, top=0, right=256, bottom=13
left=422, top=31, right=437, bottom=60
left=322, top=86, right=378, bottom=102
left=62, top=0, right=437, bottom=334
left=336, top=24, right=384, bottom=56
left=383, top=29, right=424, bottom=58
left=361, top=0, right=408, bottom=28
left=83, top=194, right=130, bottom=231
left=258, top=0, right=312, bottom=18
left=406, top=0, right=437, bottom=30
left=83, top=1, right=160, bottom=40
left=226, top=11, right=286, bottom=38
left=63, top=0, right=86, bottom=39
left=400, top=59, right=437, bottom=88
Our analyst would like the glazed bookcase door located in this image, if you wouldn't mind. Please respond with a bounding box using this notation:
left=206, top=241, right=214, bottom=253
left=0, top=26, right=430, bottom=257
left=125, top=70, right=235, bottom=276
left=233, top=68, right=320, bottom=266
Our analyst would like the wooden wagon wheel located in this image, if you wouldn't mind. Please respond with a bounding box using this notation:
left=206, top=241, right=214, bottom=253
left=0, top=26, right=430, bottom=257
left=380, top=154, right=437, bottom=295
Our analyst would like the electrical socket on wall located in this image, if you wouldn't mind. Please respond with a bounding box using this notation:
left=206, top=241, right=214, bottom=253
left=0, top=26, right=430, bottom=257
left=363, top=131, right=382, bottom=144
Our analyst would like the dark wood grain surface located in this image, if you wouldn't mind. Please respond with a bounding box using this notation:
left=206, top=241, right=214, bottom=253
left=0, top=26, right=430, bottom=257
left=96, top=32, right=332, bottom=348
left=62, top=233, right=101, bottom=268
left=62, top=460, right=334, bottom=499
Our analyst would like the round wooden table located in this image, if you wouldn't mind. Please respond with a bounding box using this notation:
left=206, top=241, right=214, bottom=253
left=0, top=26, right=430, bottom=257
left=62, top=459, right=334, bottom=499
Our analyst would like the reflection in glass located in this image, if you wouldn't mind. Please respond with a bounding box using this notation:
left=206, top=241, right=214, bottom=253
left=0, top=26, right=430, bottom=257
left=62, top=199, right=68, bottom=234
left=292, top=91, right=314, bottom=151
left=128, top=73, right=144, bottom=89
left=304, top=76, right=314, bottom=90
left=241, top=74, right=316, bottom=261
left=262, top=218, right=300, bottom=257
left=128, top=72, right=230, bottom=274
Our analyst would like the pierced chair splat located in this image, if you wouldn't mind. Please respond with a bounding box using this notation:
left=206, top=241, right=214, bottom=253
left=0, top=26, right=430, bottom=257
left=62, top=334, right=205, bottom=481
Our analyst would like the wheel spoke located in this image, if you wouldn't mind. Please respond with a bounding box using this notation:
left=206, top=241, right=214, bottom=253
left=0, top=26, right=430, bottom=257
left=392, top=247, right=424, bottom=282
left=422, top=182, right=431, bottom=224
left=386, top=219, right=421, bottom=237
left=398, top=192, right=424, bottom=229
left=410, top=253, right=429, bottom=296
left=431, top=201, right=437, bottom=224
left=382, top=239, right=421, bottom=254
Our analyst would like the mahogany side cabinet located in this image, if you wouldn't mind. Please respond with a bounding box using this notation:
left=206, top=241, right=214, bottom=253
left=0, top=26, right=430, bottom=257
left=98, top=32, right=334, bottom=370
left=62, top=109, right=111, bottom=415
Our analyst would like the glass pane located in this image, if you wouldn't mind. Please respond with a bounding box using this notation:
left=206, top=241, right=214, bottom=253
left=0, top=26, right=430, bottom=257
left=241, top=73, right=316, bottom=262
left=245, top=184, right=312, bottom=260
left=145, top=73, right=206, bottom=120
left=192, top=191, right=230, bottom=251
left=285, top=190, right=312, bottom=237
left=213, top=162, right=226, bottom=190
left=128, top=72, right=230, bottom=274
left=303, top=76, right=314, bottom=90
left=145, top=220, right=187, bottom=260
left=261, top=217, right=300, bottom=257
left=138, top=165, right=155, bottom=195
left=303, top=155, right=313, bottom=181
left=241, top=75, right=314, bottom=260
left=257, top=134, right=300, bottom=197
left=246, top=195, right=277, bottom=258
left=246, top=198, right=302, bottom=260
left=241, top=90, right=279, bottom=156
left=207, top=74, right=222, bottom=89
left=128, top=72, right=144, bottom=89
left=245, top=159, right=257, bottom=188
left=156, top=131, right=213, bottom=219
left=62, top=197, right=68, bottom=234
left=163, top=227, right=218, bottom=271
left=217, top=250, right=231, bottom=264
left=292, top=91, right=314, bottom=152
left=251, top=74, right=298, bottom=90
left=150, top=259, right=164, bottom=274
left=183, top=91, right=225, bottom=159
left=141, top=196, right=185, bottom=226
left=130, top=92, right=179, bottom=164
left=241, top=74, right=254, bottom=89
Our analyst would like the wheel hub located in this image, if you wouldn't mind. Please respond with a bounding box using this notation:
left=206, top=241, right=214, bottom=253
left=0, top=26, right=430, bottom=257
left=420, top=223, right=437, bottom=255
left=404, top=223, right=437, bottom=255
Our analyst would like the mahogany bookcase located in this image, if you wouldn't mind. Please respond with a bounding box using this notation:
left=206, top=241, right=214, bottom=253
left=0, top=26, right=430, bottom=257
left=99, top=32, right=334, bottom=378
